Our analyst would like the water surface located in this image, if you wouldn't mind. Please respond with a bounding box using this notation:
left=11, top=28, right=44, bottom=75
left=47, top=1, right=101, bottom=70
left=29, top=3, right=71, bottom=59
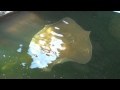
left=0, top=11, right=120, bottom=79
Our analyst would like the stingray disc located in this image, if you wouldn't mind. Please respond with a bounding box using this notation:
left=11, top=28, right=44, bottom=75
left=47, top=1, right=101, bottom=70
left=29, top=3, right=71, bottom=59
left=28, top=17, right=92, bottom=71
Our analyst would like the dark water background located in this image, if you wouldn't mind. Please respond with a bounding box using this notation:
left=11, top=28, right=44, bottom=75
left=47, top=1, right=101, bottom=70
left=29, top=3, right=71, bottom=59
left=0, top=11, right=120, bottom=79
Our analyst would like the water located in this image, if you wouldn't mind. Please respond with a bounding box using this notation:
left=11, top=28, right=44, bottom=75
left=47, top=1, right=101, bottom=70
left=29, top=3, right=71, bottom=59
left=0, top=11, right=120, bottom=79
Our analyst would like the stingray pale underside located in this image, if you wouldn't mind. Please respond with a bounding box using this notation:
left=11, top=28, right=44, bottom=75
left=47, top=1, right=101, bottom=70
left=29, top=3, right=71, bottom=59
left=28, top=17, right=92, bottom=71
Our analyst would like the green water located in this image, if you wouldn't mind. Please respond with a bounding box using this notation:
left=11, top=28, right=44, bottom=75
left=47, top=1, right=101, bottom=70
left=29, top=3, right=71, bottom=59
left=0, top=11, right=120, bottom=79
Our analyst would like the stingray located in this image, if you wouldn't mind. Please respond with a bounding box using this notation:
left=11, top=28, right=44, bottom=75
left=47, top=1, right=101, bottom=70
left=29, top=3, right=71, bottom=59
left=28, top=17, right=92, bottom=71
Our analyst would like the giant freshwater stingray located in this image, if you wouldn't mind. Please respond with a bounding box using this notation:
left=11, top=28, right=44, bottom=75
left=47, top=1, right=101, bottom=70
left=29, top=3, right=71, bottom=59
left=28, top=17, right=92, bottom=71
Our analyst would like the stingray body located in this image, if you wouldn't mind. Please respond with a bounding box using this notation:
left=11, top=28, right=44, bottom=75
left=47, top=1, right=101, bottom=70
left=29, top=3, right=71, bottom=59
left=28, top=17, right=92, bottom=71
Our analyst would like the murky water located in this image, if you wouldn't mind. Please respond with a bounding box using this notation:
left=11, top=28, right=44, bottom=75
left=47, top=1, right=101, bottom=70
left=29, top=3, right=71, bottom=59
left=0, top=11, right=120, bottom=79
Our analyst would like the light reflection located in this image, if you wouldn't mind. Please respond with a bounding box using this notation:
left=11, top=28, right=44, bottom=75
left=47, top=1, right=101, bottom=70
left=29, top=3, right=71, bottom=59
left=21, top=63, right=26, bottom=66
left=17, top=44, right=23, bottom=52
left=3, top=55, right=6, bottom=57
left=28, top=29, right=65, bottom=69
left=113, top=11, right=120, bottom=13
left=17, top=48, right=22, bottom=52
